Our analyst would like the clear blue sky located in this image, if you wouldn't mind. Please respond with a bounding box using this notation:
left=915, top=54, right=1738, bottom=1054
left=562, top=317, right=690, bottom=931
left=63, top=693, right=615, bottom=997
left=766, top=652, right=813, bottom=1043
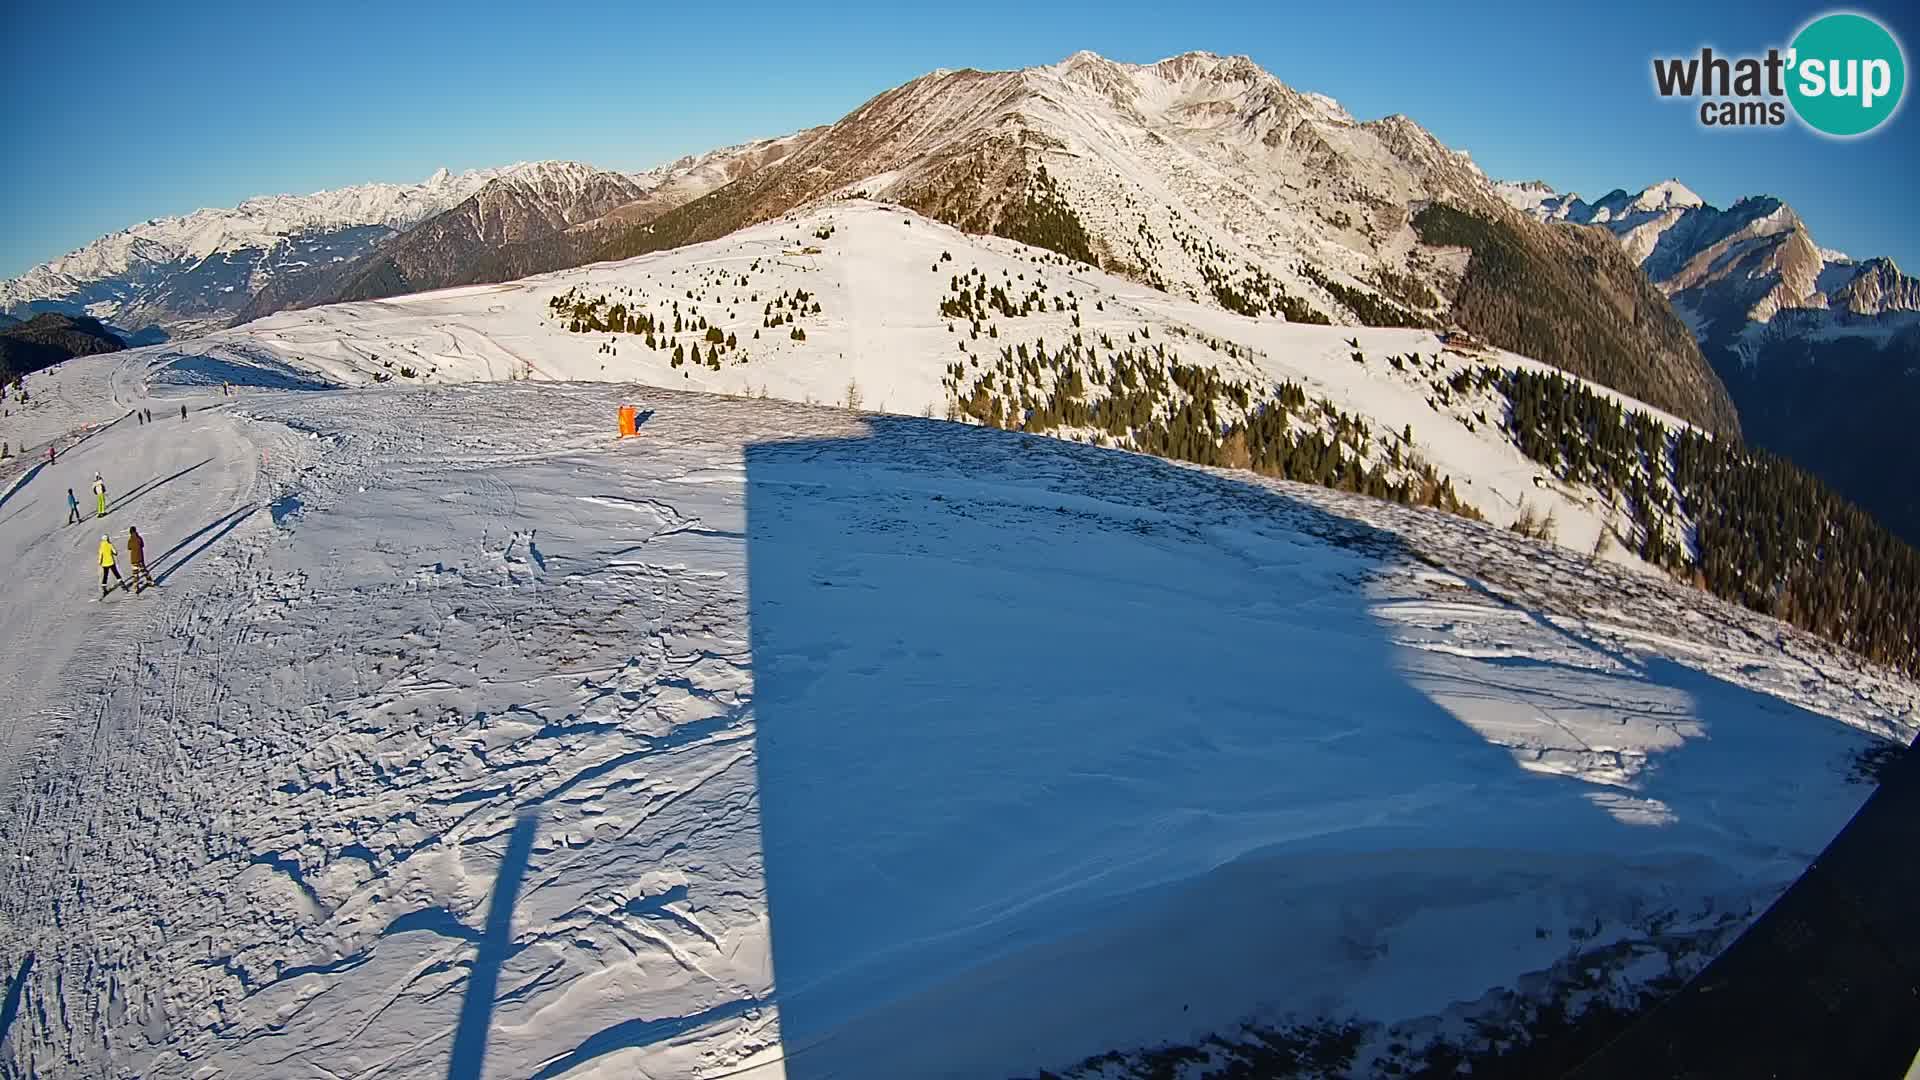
left=3, top=0, right=1915, bottom=277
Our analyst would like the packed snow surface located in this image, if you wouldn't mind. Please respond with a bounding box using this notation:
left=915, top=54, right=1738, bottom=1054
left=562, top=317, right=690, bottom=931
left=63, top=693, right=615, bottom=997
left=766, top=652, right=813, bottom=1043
left=0, top=340, right=1913, bottom=1079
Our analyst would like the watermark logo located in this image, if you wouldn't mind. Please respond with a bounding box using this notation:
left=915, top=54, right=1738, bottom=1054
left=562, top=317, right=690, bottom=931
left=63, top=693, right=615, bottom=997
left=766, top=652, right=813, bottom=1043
left=1652, top=11, right=1906, bottom=136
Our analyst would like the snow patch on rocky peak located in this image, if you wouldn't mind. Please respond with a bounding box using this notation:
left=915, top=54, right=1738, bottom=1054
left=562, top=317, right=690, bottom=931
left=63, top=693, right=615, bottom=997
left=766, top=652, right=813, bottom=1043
left=1633, top=179, right=1704, bottom=211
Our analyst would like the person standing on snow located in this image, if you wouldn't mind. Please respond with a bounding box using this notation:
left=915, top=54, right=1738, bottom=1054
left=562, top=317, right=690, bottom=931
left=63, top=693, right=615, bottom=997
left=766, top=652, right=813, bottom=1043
left=180, top=404, right=187, bottom=420
left=65, top=488, right=80, bottom=525
left=126, top=526, right=154, bottom=593
left=91, top=473, right=107, bottom=517
left=98, top=534, right=124, bottom=596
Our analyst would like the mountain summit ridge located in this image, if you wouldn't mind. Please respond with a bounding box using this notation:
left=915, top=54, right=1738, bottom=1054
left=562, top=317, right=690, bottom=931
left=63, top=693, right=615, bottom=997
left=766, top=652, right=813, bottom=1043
left=550, top=50, right=1737, bottom=433
left=1498, top=177, right=1920, bottom=327
left=4, top=50, right=1739, bottom=435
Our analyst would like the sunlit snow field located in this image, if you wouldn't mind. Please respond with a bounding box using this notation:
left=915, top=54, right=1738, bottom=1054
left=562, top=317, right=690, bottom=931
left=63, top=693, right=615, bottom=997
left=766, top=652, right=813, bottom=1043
left=0, top=220, right=1913, bottom=1078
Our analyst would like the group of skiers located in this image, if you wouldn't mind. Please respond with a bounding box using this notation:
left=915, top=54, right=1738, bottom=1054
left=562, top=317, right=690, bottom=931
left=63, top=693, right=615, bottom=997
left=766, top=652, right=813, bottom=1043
left=98, top=526, right=154, bottom=596
left=21, top=389, right=226, bottom=600
left=62, top=474, right=105, bottom=523
left=29, top=384, right=245, bottom=599
left=64, top=472, right=156, bottom=597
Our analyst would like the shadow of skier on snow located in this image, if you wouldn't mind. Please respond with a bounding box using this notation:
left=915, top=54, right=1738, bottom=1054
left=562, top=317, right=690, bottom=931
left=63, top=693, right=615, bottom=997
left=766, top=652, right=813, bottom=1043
left=0, top=459, right=48, bottom=514
left=153, top=503, right=259, bottom=584
left=106, top=457, right=212, bottom=517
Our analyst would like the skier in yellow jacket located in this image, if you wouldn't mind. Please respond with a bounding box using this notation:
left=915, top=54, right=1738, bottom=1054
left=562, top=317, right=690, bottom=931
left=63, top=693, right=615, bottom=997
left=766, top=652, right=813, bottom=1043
left=98, top=534, right=124, bottom=597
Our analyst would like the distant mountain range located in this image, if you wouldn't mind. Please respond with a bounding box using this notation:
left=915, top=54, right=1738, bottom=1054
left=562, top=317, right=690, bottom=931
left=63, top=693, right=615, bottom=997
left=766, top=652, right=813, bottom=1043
left=1500, top=178, right=1920, bottom=545
left=234, top=161, right=651, bottom=319
left=0, top=143, right=815, bottom=340
left=252, top=137, right=820, bottom=317
left=0, top=166, right=518, bottom=338
left=1495, top=178, right=1920, bottom=335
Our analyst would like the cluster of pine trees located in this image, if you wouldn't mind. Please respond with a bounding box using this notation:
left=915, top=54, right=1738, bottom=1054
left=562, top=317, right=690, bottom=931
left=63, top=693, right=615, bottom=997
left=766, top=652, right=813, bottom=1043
left=945, top=332, right=1475, bottom=518
left=546, top=279, right=813, bottom=374
left=1498, top=369, right=1687, bottom=567
left=547, top=286, right=667, bottom=337
left=1186, top=249, right=1328, bottom=325
left=762, top=288, right=819, bottom=328
left=1298, top=264, right=1430, bottom=329
left=1411, top=202, right=1741, bottom=437
left=939, top=266, right=1076, bottom=323
left=1110, top=215, right=1165, bottom=286
left=984, top=165, right=1100, bottom=268
left=1495, top=366, right=1920, bottom=676
left=1674, top=431, right=1920, bottom=674
left=1369, top=265, right=1441, bottom=312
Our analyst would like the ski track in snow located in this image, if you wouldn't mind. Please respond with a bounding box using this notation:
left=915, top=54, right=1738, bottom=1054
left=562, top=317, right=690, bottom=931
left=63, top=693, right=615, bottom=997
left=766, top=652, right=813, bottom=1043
left=0, top=353, right=1914, bottom=1078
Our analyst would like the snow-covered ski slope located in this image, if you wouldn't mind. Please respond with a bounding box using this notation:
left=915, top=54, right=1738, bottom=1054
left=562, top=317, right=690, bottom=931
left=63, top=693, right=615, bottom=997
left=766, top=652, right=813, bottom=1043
left=0, top=339, right=1915, bottom=1078
left=177, top=200, right=1695, bottom=571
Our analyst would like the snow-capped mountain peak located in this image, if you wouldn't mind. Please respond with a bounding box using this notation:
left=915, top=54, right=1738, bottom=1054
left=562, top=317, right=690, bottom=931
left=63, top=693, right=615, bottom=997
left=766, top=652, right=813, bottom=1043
left=1520, top=178, right=1920, bottom=329
left=1633, top=179, right=1704, bottom=212
left=1493, top=179, right=1588, bottom=220
left=1055, top=47, right=1109, bottom=70
left=473, top=160, right=634, bottom=207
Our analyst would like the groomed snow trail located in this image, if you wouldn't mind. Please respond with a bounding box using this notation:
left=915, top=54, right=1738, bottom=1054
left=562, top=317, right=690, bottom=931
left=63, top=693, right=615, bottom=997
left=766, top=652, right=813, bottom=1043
left=0, top=382, right=259, bottom=785
left=0, top=360, right=1913, bottom=1079
left=0, top=359, right=279, bottom=1076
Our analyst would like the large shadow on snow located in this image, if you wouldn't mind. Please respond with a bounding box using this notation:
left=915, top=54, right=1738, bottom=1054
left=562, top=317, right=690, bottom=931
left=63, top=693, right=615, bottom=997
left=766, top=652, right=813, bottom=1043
left=1569, top=723, right=1920, bottom=1079
left=157, top=350, right=337, bottom=391
left=740, top=415, right=1891, bottom=1078
left=446, top=812, right=539, bottom=1080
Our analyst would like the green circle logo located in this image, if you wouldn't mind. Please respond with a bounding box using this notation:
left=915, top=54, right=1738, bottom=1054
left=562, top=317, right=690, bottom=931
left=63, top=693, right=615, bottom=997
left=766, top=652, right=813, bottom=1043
left=1787, top=12, right=1906, bottom=136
